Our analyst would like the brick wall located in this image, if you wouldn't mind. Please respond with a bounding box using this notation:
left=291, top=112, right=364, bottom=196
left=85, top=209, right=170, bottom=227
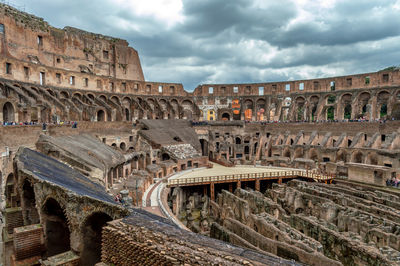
left=13, top=224, right=44, bottom=260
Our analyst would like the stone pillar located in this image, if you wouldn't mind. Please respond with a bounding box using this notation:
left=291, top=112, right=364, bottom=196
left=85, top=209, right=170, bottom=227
left=203, top=185, right=207, bottom=197
left=237, top=180, right=241, bottom=189
left=370, top=94, right=377, bottom=120
left=210, top=183, right=215, bottom=201
left=278, top=178, right=282, bottom=185
left=228, top=183, right=233, bottom=193
left=255, top=179, right=260, bottom=191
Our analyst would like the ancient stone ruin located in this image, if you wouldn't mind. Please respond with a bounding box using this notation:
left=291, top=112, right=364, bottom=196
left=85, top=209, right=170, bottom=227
left=0, top=3, right=399, bottom=265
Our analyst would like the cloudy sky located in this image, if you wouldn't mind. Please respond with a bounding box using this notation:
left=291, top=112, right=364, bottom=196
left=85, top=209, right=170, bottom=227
left=10, top=0, right=400, bottom=91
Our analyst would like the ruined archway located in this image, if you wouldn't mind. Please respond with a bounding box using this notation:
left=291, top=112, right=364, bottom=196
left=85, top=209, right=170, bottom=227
left=81, top=212, right=112, bottom=266
left=3, top=102, right=15, bottom=122
left=125, top=108, right=130, bottom=121
left=5, top=173, right=14, bottom=207
left=294, top=147, right=304, bottom=159
left=22, top=179, right=39, bottom=225
left=97, top=110, right=105, bottom=122
left=326, top=106, right=334, bottom=120
left=42, top=198, right=70, bottom=257
left=352, top=151, right=363, bottom=164
left=199, top=139, right=209, bottom=157
left=221, top=113, right=230, bottom=121
left=366, top=153, right=378, bottom=165
left=235, top=137, right=242, bottom=145
left=162, top=153, right=170, bottom=161
left=344, top=104, right=352, bottom=119
left=283, top=148, right=291, bottom=158
left=120, top=142, right=126, bottom=151
left=336, top=150, right=347, bottom=163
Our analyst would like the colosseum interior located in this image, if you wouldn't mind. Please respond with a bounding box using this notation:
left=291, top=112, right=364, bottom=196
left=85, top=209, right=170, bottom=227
left=0, top=3, right=400, bottom=266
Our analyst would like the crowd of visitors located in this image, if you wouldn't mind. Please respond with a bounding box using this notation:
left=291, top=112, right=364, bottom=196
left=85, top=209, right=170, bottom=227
left=1, top=120, right=78, bottom=128
left=386, top=177, right=400, bottom=188
left=192, top=117, right=397, bottom=126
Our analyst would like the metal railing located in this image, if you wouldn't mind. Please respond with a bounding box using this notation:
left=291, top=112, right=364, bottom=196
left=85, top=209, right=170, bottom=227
left=168, top=169, right=335, bottom=187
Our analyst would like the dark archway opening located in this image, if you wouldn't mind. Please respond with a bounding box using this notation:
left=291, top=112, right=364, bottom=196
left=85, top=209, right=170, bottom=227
left=380, top=104, right=388, bottom=118
left=120, top=142, right=126, bottom=151
left=344, top=104, right=351, bottom=119
left=3, top=102, right=15, bottom=122
left=125, top=108, right=130, bottom=121
left=22, top=179, right=39, bottom=225
left=81, top=212, right=112, bottom=266
left=43, top=198, right=70, bottom=257
left=221, top=113, right=230, bottom=121
left=5, top=173, right=14, bottom=207
left=326, top=106, right=334, bottom=120
left=235, top=137, right=241, bottom=144
left=97, top=110, right=105, bottom=122
left=353, top=152, right=363, bottom=163
left=162, top=153, right=170, bottom=161
left=199, top=139, right=208, bottom=157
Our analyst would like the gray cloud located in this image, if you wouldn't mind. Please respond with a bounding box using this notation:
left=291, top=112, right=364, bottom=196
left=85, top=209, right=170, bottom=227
left=11, top=0, right=400, bottom=90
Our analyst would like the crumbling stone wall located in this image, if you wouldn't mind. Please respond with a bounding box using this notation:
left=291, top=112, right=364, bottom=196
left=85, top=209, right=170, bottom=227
left=207, top=180, right=400, bottom=265
left=101, top=209, right=299, bottom=266
left=199, top=122, right=400, bottom=183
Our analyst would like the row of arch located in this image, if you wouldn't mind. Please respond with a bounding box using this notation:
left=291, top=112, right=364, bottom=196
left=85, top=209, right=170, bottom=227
left=3, top=172, right=115, bottom=265
left=281, top=147, right=380, bottom=164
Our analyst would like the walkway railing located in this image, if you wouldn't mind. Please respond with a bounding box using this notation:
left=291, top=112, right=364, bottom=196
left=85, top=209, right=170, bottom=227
left=168, top=169, right=335, bottom=187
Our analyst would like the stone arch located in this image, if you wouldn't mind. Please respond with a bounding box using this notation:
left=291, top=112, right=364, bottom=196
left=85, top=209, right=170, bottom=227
left=111, top=96, right=121, bottom=106
left=42, top=197, right=71, bottom=257
left=344, top=104, right=352, bottom=119
left=340, top=93, right=352, bottom=119
left=309, top=148, right=319, bottom=161
left=336, top=150, right=347, bottom=163
left=358, top=91, right=371, bottom=117
left=366, top=152, right=378, bottom=165
left=72, top=92, right=82, bottom=101
left=47, top=89, right=55, bottom=96
left=161, top=153, right=170, bottom=161
left=221, top=112, right=230, bottom=121
left=378, top=91, right=390, bottom=118
left=81, top=211, right=113, bottom=266
left=60, top=91, right=69, bottom=99
left=120, top=142, right=126, bottom=151
left=294, top=147, right=304, bottom=159
left=283, top=147, right=291, bottom=158
left=87, top=93, right=95, bottom=101
left=21, top=178, right=39, bottom=225
left=256, top=98, right=266, bottom=121
left=244, top=99, right=253, bottom=121
left=99, top=95, right=107, bottom=102
left=5, top=173, right=14, bottom=207
left=3, top=101, right=15, bottom=122
left=125, top=108, right=130, bottom=121
left=326, top=106, right=334, bottom=120
left=235, top=137, right=242, bottom=145
left=199, top=139, right=209, bottom=157
left=182, top=109, right=193, bottom=119
left=351, top=151, right=364, bottom=163
left=97, top=109, right=106, bottom=122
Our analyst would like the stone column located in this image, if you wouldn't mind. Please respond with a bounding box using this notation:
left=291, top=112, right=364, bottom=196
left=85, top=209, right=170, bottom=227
left=210, top=183, right=215, bottom=201
left=255, top=179, right=260, bottom=191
